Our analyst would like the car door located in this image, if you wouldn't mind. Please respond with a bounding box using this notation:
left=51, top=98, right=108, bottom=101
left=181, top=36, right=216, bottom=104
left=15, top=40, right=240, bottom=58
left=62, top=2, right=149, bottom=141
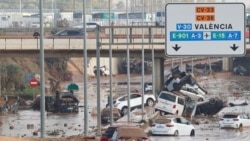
left=174, top=118, right=186, bottom=135
left=242, top=114, right=250, bottom=126
left=130, top=93, right=142, bottom=108
left=180, top=117, right=193, bottom=135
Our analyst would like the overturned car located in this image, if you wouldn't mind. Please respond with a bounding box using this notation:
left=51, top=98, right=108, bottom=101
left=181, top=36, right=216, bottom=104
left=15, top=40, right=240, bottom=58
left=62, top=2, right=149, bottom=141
left=32, top=92, right=79, bottom=113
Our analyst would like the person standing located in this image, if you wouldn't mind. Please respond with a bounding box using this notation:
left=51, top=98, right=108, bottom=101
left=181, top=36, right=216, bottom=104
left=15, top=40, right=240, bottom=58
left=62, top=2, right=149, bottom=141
left=33, top=30, right=40, bottom=39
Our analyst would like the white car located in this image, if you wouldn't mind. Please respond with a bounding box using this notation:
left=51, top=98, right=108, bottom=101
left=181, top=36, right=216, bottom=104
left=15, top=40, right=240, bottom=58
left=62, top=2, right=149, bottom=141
left=107, top=93, right=156, bottom=116
left=154, top=91, right=186, bottom=116
left=150, top=115, right=195, bottom=136
left=144, top=82, right=152, bottom=92
left=93, top=66, right=110, bottom=76
left=219, top=112, right=250, bottom=129
left=180, top=84, right=206, bottom=102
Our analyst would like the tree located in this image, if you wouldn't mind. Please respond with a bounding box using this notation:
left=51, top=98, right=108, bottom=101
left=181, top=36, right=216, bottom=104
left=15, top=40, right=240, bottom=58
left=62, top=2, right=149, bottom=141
left=1, top=64, right=24, bottom=93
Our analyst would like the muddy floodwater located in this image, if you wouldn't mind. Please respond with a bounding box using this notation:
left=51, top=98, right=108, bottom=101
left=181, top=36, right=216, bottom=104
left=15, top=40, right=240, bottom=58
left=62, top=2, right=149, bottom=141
left=1, top=73, right=250, bottom=141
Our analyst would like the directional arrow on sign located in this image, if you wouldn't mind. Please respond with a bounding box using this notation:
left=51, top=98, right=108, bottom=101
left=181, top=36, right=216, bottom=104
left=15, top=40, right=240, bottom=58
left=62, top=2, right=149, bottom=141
left=230, top=44, right=238, bottom=51
left=172, top=44, right=181, bottom=51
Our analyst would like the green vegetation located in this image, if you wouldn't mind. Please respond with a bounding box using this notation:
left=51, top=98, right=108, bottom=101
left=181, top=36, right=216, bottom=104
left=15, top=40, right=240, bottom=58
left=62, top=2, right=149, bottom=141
left=0, top=57, right=72, bottom=99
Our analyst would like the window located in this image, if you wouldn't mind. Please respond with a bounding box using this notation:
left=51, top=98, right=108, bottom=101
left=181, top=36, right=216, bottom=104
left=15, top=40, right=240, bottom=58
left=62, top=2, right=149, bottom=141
left=68, top=31, right=79, bottom=36
left=223, top=114, right=238, bottom=118
left=120, top=96, right=128, bottom=101
left=175, top=118, right=182, bottom=123
left=159, top=93, right=176, bottom=102
left=180, top=118, right=190, bottom=125
left=178, top=98, right=185, bottom=105
left=130, top=94, right=141, bottom=99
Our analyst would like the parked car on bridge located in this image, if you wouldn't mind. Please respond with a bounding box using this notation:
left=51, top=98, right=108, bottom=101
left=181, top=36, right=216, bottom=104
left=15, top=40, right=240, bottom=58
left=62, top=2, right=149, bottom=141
left=72, top=22, right=102, bottom=32
left=150, top=115, right=195, bottom=136
left=47, top=29, right=87, bottom=38
left=106, top=93, right=156, bottom=116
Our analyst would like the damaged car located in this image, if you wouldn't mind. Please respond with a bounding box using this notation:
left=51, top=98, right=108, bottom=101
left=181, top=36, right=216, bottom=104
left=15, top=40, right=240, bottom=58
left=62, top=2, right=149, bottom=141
left=32, top=91, right=79, bottom=113
left=106, top=93, right=156, bottom=116
left=180, top=84, right=206, bottom=102
left=155, top=91, right=227, bottom=117
left=101, top=107, right=121, bottom=124
left=158, top=66, right=226, bottom=117
left=93, top=65, right=110, bottom=76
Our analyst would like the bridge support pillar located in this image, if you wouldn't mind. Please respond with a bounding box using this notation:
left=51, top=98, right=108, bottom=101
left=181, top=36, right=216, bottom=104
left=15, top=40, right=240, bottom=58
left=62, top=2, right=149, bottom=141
left=154, top=58, right=165, bottom=93
left=222, top=57, right=233, bottom=71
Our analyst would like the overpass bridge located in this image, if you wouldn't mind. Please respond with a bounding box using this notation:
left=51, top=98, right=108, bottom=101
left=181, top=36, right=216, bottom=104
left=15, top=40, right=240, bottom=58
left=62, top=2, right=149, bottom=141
left=1, top=26, right=249, bottom=58
left=0, top=26, right=165, bottom=58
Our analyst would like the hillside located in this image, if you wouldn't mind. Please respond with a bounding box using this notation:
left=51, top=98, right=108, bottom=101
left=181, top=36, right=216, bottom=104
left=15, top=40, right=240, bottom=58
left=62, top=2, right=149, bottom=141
left=0, top=57, right=84, bottom=91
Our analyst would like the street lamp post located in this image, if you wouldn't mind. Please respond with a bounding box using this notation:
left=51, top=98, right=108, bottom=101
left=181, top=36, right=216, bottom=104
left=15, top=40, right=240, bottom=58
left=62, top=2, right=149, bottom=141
left=19, top=0, right=22, bottom=13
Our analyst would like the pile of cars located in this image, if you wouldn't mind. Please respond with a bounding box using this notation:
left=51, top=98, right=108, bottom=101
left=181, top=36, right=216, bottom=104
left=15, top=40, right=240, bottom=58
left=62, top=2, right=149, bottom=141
left=103, top=66, right=227, bottom=124
left=101, top=66, right=229, bottom=140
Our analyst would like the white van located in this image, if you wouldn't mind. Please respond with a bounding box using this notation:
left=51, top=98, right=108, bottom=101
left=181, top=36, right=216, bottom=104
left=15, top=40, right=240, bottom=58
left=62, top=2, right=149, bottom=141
left=154, top=91, right=185, bottom=116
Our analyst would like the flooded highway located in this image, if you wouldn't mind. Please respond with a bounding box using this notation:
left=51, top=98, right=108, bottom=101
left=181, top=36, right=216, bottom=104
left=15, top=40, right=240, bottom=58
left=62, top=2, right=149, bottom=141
left=1, top=73, right=250, bottom=141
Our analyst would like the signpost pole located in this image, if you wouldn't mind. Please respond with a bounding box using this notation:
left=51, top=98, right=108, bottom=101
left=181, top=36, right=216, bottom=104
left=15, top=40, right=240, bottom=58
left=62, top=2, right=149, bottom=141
left=33, top=88, right=34, bottom=101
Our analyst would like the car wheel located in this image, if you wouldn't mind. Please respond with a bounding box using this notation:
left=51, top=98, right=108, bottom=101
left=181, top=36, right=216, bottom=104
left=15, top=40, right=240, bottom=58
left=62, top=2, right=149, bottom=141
left=146, top=98, right=154, bottom=107
left=121, top=107, right=128, bottom=116
left=174, top=130, right=179, bottom=136
left=198, top=98, right=204, bottom=102
left=190, top=129, right=195, bottom=136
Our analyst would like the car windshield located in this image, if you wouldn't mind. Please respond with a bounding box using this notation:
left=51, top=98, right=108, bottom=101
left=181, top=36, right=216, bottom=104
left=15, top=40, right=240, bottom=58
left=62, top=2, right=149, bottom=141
left=223, top=114, right=238, bottom=118
left=86, top=22, right=98, bottom=26
left=159, top=92, right=176, bottom=102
